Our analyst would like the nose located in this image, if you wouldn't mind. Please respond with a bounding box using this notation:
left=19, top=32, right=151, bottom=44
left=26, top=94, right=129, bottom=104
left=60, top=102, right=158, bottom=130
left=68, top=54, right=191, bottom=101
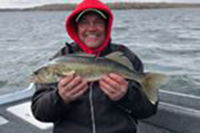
left=87, top=22, right=96, bottom=30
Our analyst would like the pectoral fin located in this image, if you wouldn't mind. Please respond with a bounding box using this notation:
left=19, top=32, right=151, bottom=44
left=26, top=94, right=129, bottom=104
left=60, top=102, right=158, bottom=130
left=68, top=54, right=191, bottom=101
left=56, top=70, right=75, bottom=78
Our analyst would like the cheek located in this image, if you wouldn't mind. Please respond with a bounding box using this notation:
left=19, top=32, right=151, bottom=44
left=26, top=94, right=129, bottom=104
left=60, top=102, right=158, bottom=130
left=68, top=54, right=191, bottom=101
left=77, top=26, right=84, bottom=38
left=99, top=27, right=107, bottom=37
left=97, top=25, right=106, bottom=32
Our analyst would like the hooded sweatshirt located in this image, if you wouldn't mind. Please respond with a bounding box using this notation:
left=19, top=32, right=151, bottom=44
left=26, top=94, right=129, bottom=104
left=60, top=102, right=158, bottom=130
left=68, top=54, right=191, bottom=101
left=66, top=0, right=113, bottom=55
left=31, top=1, right=158, bottom=133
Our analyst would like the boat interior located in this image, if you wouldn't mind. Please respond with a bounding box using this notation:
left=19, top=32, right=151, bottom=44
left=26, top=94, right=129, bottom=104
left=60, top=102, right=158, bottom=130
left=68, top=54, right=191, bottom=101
left=0, top=83, right=200, bottom=133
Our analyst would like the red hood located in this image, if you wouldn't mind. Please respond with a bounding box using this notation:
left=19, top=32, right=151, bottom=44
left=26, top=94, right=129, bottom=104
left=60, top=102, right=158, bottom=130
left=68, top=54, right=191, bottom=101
left=66, top=0, right=113, bottom=55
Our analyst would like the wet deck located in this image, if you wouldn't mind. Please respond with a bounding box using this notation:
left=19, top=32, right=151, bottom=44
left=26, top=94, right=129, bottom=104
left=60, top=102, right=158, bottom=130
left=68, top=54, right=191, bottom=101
left=0, top=85, right=200, bottom=133
left=0, top=98, right=171, bottom=133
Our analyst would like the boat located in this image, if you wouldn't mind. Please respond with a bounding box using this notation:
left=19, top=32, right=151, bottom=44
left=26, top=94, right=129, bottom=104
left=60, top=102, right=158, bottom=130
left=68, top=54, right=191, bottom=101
left=0, top=83, right=200, bottom=133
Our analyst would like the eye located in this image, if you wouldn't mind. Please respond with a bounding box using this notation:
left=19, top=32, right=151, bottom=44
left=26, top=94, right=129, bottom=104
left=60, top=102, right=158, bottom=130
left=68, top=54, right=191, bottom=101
left=33, top=71, right=39, bottom=75
left=94, top=20, right=105, bottom=27
left=79, top=20, right=89, bottom=26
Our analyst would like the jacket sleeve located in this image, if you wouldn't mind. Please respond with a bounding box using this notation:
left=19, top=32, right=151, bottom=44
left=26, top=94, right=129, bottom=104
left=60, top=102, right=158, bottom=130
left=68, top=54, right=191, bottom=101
left=115, top=45, right=158, bottom=119
left=31, top=83, right=71, bottom=122
left=31, top=44, right=72, bottom=122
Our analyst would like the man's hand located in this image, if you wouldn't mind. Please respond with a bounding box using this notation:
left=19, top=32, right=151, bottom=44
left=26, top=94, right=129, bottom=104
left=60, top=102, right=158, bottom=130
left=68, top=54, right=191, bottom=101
left=99, top=73, right=128, bottom=101
left=58, top=75, right=88, bottom=103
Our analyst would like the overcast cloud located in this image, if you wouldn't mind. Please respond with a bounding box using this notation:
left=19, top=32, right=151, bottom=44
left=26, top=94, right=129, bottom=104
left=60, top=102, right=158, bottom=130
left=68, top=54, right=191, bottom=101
left=0, top=0, right=200, bottom=8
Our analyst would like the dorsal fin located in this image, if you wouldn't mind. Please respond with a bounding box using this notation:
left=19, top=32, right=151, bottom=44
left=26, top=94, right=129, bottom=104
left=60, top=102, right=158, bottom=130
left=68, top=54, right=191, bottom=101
left=105, top=52, right=134, bottom=71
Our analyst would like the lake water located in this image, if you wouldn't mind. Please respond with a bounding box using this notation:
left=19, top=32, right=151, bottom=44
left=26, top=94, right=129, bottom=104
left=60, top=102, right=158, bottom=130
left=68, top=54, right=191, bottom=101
left=0, top=8, right=200, bottom=96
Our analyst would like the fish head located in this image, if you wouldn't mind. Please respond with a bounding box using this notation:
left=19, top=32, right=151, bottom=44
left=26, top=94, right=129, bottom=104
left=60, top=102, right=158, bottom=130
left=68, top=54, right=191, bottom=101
left=31, top=66, right=55, bottom=83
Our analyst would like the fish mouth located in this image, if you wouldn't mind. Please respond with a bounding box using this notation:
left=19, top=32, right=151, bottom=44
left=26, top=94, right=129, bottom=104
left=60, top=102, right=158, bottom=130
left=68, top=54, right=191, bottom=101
left=30, top=74, right=45, bottom=83
left=30, top=74, right=38, bottom=83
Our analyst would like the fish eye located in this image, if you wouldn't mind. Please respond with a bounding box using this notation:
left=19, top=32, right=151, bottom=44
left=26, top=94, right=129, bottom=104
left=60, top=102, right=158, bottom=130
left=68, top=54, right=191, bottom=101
left=33, top=71, right=39, bottom=75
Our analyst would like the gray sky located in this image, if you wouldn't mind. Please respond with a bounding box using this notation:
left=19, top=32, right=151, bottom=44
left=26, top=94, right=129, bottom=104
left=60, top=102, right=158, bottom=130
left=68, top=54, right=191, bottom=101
left=0, top=0, right=200, bottom=9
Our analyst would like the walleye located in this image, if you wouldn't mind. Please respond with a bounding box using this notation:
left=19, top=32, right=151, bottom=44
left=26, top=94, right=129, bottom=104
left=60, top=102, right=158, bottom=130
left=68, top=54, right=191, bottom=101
left=31, top=52, right=169, bottom=104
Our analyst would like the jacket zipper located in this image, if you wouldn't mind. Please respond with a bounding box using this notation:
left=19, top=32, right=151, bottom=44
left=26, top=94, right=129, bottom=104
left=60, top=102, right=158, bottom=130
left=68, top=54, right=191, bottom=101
left=127, top=115, right=137, bottom=133
left=89, top=83, right=96, bottom=133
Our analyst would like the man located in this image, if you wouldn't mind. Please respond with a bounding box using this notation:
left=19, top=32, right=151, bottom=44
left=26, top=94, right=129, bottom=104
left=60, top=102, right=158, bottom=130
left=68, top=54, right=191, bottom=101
left=31, top=0, right=158, bottom=133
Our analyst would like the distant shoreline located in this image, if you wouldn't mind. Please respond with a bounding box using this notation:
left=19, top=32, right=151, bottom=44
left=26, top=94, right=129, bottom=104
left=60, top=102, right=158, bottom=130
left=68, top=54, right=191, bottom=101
left=1, top=2, right=200, bottom=11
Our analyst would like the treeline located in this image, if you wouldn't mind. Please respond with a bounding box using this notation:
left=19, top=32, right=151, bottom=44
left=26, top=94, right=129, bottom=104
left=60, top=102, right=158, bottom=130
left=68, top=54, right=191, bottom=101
left=108, top=2, right=200, bottom=9
left=1, top=2, right=200, bottom=11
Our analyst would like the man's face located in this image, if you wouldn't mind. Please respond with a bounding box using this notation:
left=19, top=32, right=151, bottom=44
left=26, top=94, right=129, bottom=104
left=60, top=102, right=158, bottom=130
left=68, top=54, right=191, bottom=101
left=77, top=12, right=106, bottom=50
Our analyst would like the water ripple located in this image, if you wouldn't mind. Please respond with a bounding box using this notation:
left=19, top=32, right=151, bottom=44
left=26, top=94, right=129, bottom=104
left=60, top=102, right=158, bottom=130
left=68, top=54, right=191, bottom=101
left=0, top=81, right=7, bottom=88
left=1, top=9, right=200, bottom=97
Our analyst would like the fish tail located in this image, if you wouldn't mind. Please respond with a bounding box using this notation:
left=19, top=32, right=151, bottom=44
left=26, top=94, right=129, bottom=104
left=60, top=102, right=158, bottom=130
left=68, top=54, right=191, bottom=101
left=140, top=73, right=169, bottom=104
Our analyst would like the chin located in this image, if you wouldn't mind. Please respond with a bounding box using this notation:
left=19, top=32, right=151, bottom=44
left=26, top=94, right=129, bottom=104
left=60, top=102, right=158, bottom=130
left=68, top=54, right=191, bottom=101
left=86, top=42, right=101, bottom=49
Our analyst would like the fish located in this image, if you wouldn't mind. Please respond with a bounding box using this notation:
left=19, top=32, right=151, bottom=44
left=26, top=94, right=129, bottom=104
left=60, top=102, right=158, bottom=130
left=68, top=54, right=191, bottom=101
left=31, top=52, right=169, bottom=104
